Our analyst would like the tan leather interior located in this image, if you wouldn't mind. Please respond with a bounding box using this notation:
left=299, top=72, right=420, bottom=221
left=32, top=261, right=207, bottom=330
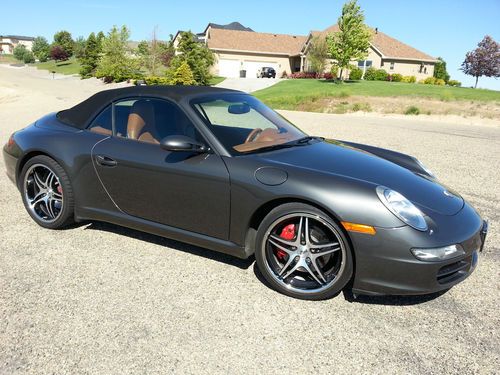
left=127, top=100, right=157, bottom=143
left=90, top=126, right=112, bottom=135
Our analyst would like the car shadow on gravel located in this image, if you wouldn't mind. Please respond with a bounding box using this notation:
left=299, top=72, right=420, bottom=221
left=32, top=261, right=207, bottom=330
left=83, top=221, right=254, bottom=270
left=253, top=263, right=448, bottom=304
left=342, top=288, right=449, bottom=305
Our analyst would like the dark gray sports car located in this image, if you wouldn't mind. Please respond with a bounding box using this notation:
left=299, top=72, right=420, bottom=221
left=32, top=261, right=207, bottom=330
left=3, top=86, right=488, bottom=300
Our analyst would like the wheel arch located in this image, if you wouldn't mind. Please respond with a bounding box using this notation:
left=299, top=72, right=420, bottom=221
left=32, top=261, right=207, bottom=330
left=16, top=150, right=60, bottom=187
left=244, top=197, right=355, bottom=259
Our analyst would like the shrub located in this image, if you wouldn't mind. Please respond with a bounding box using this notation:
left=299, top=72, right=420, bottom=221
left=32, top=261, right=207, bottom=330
left=13, top=45, right=28, bottom=61
left=144, top=76, right=171, bottom=85
left=349, top=65, right=363, bottom=80
left=405, top=106, right=420, bottom=115
left=22, top=51, right=35, bottom=64
left=423, top=76, right=436, bottom=85
left=289, top=72, right=318, bottom=79
left=448, top=79, right=462, bottom=87
left=281, top=71, right=288, bottom=79
left=390, top=73, right=403, bottom=82
left=435, top=78, right=445, bottom=86
left=330, top=64, right=339, bottom=79
left=170, top=61, right=196, bottom=85
left=50, top=45, right=70, bottom=61
left=323, top=72, right=333, bottom=80
left=374, top=69, right=388, bottom=81
left=352, top=102, right=371, bottom=112
left=363, top=67, right=377, bottom=80
left=401, top=75, right=416, bottom=83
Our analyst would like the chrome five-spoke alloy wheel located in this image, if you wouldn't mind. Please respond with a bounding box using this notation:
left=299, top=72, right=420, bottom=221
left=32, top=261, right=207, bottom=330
left=23, top=164, right=63, bottom=223
left=262, top=213, right=347, bottom=294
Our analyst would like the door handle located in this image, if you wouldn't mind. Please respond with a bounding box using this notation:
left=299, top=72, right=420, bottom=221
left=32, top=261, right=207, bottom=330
left=95, top=155, right=117, bottom=167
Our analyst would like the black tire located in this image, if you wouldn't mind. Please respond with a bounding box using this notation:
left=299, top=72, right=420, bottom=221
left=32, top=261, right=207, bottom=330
left=255, top=203, right=353, bottom=300
left=19, top=155, right=75, bottom=229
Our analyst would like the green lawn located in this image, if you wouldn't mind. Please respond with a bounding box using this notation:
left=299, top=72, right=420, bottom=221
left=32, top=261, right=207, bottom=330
left=209, top=76, right=225, bottom=86
left=33, top=57, right=81, bottom=75
left=253, top=80, right=500, bottom=110
left=0, top=54, right=20, bottom=64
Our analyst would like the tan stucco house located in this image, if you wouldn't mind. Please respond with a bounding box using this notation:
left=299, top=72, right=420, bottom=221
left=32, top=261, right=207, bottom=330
left=0, top=35, right=34, bottom=54
left=302, top=25, right=438, bottom=79
left=174, top=22, right=438, bottom=79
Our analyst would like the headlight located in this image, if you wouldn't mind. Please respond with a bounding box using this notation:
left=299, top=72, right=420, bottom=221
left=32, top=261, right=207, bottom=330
left=411, top=244, right=465, bottom=261
left=415, top=158, right=435, bottom=178
left=376, top=186, right=428, bottom=231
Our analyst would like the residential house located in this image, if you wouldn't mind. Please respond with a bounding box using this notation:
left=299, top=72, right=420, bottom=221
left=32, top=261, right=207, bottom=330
left=0, top=35, right=34, bottom=54
left=176, top=22, right=438, bottom=79
left=302, top=25, right=438, bottom=79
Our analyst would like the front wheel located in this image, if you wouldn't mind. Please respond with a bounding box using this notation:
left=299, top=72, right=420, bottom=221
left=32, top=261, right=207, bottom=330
left=255, top=203, right=353, bottom=300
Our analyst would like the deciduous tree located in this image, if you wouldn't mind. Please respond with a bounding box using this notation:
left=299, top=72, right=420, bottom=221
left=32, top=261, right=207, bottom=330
left=433, top=57, right=450, bottom=83
left=307, top=36, right=329, bottom=75
left=53, top=30, right=74, bottom=56
left=461, top=35, right=500, bottom=88
left=326, top=0, right=371, bottom=80
left=32, top=36, right=50, bottom=62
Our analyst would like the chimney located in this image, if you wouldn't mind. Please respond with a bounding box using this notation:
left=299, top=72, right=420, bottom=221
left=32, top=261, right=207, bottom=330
left=375, top=27, right=378, bottom=34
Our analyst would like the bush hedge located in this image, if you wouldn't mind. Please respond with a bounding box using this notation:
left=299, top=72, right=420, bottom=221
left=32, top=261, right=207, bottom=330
left=401, top=75, right=416, bottom=83
left=447, top=80, right=461, bottom=87
left=349, top=66, right=363, bottom=80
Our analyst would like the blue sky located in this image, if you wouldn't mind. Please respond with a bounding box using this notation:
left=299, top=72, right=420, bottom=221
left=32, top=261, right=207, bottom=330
left=3, top=0, right=499, bottom=90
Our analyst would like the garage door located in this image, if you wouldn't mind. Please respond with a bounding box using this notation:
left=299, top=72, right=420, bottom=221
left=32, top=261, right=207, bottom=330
left=243, top=61, right=279, bottom=78
left=218, top=59, right=240, bottom=78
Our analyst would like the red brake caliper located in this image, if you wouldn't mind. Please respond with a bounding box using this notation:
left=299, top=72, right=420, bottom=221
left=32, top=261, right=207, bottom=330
left=275, top=224, right=295, bottom=261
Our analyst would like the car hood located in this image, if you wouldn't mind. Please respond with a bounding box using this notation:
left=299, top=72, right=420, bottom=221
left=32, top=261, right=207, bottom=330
left=261, top=139, right=464, bottom=216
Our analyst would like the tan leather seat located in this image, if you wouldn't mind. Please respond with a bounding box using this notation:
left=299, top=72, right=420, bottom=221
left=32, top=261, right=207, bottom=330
left=126, top=100, right=158, bottom=143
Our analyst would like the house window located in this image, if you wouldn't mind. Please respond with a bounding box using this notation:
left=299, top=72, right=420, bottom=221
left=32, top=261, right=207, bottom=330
left=390, top=62, right=395, bottom=70
left=357, top=60, right=372, bottom=68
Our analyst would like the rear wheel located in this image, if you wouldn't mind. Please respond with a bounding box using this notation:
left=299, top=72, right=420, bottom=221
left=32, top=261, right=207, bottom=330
left=20, top=155, right=75, bottom=229
left=255, top=203, right=353, bottom=300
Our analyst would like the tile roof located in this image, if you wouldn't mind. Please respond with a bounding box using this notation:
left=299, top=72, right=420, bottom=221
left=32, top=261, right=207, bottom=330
left=207, top=28, right=307, bottom=56
left=314, top=25, right=437, bottom=61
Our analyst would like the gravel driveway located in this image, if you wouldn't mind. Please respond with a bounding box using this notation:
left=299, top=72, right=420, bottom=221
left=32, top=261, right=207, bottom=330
left=1, top=66, right=499, bottom=374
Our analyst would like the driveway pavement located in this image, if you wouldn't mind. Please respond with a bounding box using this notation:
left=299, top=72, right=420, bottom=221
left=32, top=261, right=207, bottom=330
left=0, top=65, right=499, bottom=374
left=215, top=77, right=280, bottom=92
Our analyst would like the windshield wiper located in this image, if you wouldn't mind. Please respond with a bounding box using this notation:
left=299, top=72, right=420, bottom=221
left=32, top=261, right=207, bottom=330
left=295, top=136, right=324, bottom=144
left=242, top=136, right=323, bottom=154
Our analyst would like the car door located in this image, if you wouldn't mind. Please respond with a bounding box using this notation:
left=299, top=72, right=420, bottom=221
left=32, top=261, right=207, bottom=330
left=91, top=97, right=231, bottom=240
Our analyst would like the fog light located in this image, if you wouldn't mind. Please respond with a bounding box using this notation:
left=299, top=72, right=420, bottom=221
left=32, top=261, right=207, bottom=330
left=411, top=244, right=465, bottom=262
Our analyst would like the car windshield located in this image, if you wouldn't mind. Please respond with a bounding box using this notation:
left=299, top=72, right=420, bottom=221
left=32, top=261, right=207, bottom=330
left=191, top=94, right=306, bottom=155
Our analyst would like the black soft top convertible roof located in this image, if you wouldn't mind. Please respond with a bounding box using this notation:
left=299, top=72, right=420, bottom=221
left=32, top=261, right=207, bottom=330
left=57, top=85, right=240, bottom=129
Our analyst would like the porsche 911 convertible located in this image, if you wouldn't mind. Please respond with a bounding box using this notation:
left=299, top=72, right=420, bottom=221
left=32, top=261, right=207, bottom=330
left=3, top=86, right=488, bottom=300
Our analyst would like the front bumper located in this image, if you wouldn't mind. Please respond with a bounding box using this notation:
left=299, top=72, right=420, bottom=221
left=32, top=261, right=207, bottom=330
left=351, top=202, right=487, bottom=296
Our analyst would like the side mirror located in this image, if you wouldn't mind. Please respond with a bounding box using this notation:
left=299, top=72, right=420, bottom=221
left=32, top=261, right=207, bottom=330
left=160, top=135, right=208, bottom=153
left=228, top=103, right=250, bottom=114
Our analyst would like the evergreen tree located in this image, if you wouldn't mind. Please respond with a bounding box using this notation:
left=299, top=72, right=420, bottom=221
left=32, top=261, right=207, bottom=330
left=433, top=57, right=450, bottom=83
left=79, top=32, right=100, bottom=78
left=169, top=31, right=214, bottom=85
left=170, top=61, right=196, bottom=85
left=95, top=26, right=136, bottom=82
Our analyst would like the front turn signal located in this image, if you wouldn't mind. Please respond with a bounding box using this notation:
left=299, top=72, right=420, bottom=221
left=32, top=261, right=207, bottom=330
left=341, top=221, right=376, bottom=235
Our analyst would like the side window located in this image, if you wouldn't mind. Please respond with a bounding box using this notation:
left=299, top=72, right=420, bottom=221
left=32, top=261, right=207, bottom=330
left=88, top=106, right=112, bottom=135
left=114, top=98, right=201, bottom=144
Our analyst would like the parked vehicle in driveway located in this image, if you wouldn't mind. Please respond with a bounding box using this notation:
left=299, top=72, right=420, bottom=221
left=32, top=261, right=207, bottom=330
left=3, top=86, right=487, bottom=300
left=257, top=67, right=276, bottom=78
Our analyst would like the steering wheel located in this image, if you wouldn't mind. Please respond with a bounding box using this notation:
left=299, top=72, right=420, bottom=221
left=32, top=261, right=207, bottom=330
left=245, top=128, right=263, bottom=143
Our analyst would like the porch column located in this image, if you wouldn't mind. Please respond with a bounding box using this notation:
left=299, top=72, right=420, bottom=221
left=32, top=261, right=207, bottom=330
left=300, top=55, right=305, bottom=72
